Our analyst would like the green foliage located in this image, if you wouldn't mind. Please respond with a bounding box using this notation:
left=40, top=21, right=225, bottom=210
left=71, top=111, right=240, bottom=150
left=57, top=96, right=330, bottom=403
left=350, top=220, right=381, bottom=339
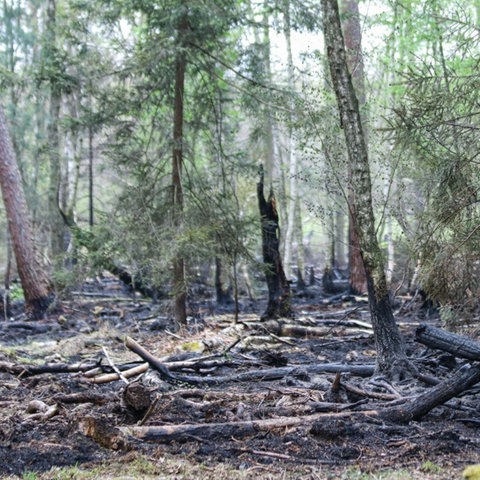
left=390, top=2, right=480, bottom=314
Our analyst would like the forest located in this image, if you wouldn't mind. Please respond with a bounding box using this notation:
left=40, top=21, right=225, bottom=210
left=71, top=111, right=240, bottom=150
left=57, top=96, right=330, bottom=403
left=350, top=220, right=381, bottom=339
left=0, top=0, right=480, bottom=479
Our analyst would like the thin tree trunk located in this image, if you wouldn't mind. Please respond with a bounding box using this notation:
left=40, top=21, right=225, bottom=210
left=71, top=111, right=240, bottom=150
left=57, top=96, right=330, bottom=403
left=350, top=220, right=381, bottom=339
left=88, top=102, right=94, bottom=227
left=172, top=14, right=188, bottom=326
left=46, top=0, right=66, bottom=259
left=282, top=0, right=297, bottom=281
left=0, top=107, right=53, bottom=319
left=262, top=1, right=276, bottom=187
left=322, top=0, right=409, bottom=378
left=295, top=200, right=306, bottom=289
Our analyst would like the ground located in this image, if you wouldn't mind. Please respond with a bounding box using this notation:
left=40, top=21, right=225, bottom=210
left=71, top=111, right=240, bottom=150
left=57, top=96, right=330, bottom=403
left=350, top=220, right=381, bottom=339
left=0, top=275, right=479, bottom=480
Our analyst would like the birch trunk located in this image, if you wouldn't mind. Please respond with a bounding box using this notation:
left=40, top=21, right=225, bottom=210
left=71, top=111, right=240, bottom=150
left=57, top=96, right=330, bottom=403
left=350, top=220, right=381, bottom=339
left=321, top=0, right=409, bottom=378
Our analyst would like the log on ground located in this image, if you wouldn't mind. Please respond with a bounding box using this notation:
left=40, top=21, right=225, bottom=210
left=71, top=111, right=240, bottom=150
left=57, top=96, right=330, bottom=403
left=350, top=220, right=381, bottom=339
left=121, top=410, right=378, bottom=443
left=382, top=362, right=480, bottom=423
left=416, top=324, right=480, bottom=361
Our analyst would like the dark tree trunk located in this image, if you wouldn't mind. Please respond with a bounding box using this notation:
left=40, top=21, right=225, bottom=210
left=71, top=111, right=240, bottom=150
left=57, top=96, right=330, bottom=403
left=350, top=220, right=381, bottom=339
left=257, top=166, right=293, bottom=320
left=322, top=0, right=408, bottom=378
left=0, top=107, right=53, bottom=319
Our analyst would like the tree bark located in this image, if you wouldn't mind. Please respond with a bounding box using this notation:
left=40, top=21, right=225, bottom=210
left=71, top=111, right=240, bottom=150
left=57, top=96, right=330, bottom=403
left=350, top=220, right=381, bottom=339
left=341, top=0, right=368, bottom=295
left=0, top=106, right=53, bottom=319
left=257, top=166, right=293, bottom=320
left=321, top=0, right=408, bottom=378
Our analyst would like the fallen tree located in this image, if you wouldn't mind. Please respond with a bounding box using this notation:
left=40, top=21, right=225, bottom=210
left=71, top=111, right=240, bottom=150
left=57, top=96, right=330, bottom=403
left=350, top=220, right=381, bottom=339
left=416, top=324, right=480, bottom=361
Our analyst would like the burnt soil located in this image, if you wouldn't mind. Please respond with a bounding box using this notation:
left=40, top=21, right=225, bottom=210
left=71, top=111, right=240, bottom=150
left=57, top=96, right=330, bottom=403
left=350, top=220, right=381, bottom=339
left=0, top=275, right=479, bottom=479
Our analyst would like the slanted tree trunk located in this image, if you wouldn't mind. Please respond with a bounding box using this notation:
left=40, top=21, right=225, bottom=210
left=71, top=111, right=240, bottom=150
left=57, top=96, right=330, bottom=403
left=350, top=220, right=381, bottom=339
left=0, top=106, right=53, bottom=319
left=257, top=166, right=293, bottom=320
left=171, top=13, right=188, bottom=326
left=321, top=0, right=408, bottom=378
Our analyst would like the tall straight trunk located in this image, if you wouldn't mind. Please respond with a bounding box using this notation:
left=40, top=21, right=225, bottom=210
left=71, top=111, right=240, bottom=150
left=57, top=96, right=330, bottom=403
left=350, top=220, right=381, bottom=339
left=0, top=107, right=53, bottom=319
left=172, top=14, right=188, bottom=326
left=46, top=0, right=65, bottom=258
left=322, top=0, right=409, bottom=378
left=262, top=0, right=276, bottom=187
left=282, top=0, right=299, bottom=281
left=88, top=120, right=94, bottom=227
left=341, top=0, right=368, bottom=294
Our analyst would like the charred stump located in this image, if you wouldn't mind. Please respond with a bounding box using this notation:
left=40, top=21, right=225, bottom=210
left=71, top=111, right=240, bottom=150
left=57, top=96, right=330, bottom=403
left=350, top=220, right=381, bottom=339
left=257, top=166, right=293, bottom=320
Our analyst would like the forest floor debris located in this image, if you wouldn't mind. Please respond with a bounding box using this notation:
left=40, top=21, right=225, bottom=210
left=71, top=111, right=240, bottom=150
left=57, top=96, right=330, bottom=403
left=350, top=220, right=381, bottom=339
left=0, top=275, right=479, bottom=479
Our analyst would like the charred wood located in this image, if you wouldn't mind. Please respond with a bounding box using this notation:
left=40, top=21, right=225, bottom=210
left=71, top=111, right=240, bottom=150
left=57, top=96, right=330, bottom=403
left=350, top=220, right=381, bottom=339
left=416, top=324, right=480, bottom=361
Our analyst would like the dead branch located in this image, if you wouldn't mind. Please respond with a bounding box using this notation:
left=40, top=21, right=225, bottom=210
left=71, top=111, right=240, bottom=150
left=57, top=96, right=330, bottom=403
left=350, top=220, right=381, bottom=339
left=0, top=360, right=99, bottom=377
left=124, top=336, right=191, bottom=384
left=89, top=363, right=149, bottom=384
left=382, top=362, right=480, bottom=423
left=102, top=347, right=129, bottom=384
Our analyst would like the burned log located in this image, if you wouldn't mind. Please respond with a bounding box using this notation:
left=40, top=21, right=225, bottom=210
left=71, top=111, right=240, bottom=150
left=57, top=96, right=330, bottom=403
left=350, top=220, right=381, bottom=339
left=416, top=324, right=480, bottom=361
left=382, top=362, right=480, bottom=423
left=257, top=165, right=293, bottom=320
left=121, top=410, right=377, bottom=443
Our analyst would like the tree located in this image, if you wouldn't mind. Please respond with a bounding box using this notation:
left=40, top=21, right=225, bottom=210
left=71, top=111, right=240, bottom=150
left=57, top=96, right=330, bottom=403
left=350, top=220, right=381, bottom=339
left=0, top=106, right=53, bottom=319
left=390, top=0, right=480, bottom=318
left=321, top=0, right=409, bottom=377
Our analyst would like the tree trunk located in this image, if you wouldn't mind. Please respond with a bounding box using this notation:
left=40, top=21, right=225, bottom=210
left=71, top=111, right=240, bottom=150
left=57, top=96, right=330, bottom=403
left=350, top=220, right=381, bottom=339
left=46, top=0, right=67, bottom=259
left=257, top=166, right=293, bottom=320
left=282, top=0, right=298, bottom=281
left=171, top=14, right=188, bottom=326
left=321, top=0, right=408, bottom=378
left=0, top=107, right=53, bottom=319
left=341, top=0, right=368, bottom=295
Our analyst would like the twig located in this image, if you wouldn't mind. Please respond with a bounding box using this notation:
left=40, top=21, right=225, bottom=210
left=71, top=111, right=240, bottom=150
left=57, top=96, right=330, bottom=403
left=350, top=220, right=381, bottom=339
left=102, top=347, right=129, bottom=384
left=90, top=363, right=149, bottom=384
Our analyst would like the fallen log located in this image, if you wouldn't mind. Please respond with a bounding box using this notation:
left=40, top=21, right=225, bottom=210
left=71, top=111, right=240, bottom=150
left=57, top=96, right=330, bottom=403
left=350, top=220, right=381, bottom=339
left=120, top=410, right=378, bottom=443
left=382, top=362, right=480, bottom=423
left=416, top=324, right=480, bottom=361
left=262, top=320, right=372, bottom=338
